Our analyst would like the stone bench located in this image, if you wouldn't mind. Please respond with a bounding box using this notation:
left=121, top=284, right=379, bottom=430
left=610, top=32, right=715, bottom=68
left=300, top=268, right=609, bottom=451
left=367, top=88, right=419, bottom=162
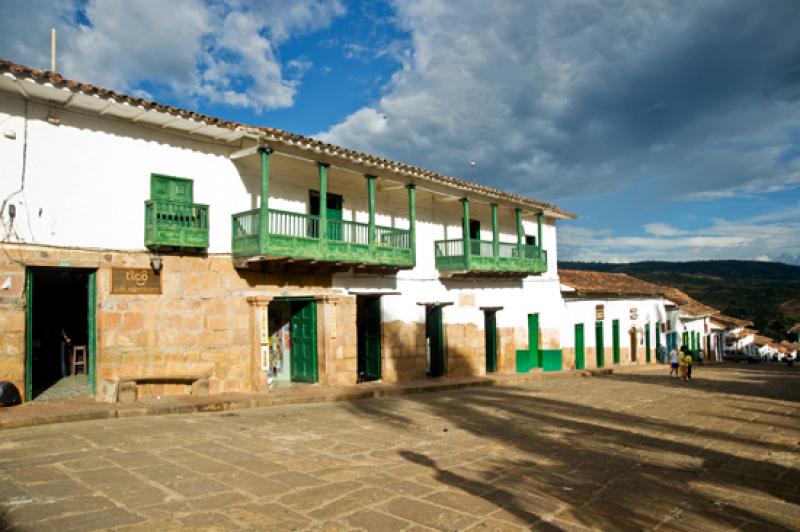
left=99, top=373, right=211, bottom=403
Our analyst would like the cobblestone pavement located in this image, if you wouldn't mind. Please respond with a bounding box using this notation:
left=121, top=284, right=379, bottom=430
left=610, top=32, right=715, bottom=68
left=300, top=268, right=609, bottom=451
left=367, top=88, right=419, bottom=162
left=0, top=364, right=798, bottom=531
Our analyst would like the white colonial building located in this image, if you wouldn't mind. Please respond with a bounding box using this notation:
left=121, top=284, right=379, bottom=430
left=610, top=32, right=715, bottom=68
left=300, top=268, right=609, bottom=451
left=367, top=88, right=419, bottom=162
left=0, top=59, right=573, bottom=401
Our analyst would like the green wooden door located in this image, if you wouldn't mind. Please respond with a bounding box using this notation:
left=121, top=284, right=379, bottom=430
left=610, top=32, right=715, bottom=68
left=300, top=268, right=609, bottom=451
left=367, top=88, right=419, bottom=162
left=290, top=300, right=318, bottom=383
left=426, top=306, right=445, bottom=377
left=310, top=191, right=343, bottom=239
left=24, top=269, right=34, bottom=401
left=645, top=323, right=651, bottom=363
left=528, top=313, right=540, bottom=368
left=655, top=322, right=662, bottom=360
left=612, top=319, right=620, bottom=365
left=484, top=311, right=497, bottom=373
left=357, top=297, right=382, bottom=381
left=575, top=323, right=585, bottom=370
left=595, top=321, right=605, bottom=368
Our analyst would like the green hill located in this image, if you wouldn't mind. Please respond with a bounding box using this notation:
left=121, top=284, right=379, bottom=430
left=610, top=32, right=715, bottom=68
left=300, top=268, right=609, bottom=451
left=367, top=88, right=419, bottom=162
left=559, top=260, right=800, bottom=341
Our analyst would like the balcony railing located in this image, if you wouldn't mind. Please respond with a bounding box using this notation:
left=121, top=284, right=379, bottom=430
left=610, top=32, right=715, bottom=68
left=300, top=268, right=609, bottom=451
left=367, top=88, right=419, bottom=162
left=434, top=238, right=547, bottom=274
left=145, top=199, right=209, bottom=249
left=232, top=208, right=414, bottom=267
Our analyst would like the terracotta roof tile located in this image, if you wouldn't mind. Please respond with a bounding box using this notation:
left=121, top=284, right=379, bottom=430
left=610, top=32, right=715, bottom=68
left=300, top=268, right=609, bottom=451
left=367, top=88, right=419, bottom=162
left=559, top=270, right=667, bottom=297
left=559, top=269, right=717, bottom=317
left=0, top=59, right=576, bottom=219
left=711, top=313, right=752, bottom=328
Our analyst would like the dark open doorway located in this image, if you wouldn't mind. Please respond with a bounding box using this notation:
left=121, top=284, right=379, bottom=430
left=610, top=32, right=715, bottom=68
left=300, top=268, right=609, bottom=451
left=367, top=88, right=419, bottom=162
left=357, top=296, right=382, bottom=382
left=426, top=306, right=445, bottom=377
left=484, top=310, right=497, bottom=373
left=25, top=267, right=95, bottom=401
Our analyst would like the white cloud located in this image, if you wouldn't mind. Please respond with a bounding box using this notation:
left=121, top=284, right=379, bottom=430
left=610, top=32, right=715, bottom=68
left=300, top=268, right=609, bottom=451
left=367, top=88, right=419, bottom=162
left=643, top=223, right=688, bottom=237
left=559, top=205, right=800, bottom=262
left=317, top=0, right=800, bottom=202
left=0, top=0, right=345, bottom=112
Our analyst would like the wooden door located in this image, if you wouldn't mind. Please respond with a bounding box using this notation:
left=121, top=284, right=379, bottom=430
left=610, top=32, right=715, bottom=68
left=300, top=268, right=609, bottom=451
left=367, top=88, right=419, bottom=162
left=357, top=296, right=382, bottom=381
left=595, top=321, right=604, bottom=368
left=612, top=319, right=620, bottom=365
left=290, top=300, right=318, bottom=383
left=575, top=323, right=585, bottom=369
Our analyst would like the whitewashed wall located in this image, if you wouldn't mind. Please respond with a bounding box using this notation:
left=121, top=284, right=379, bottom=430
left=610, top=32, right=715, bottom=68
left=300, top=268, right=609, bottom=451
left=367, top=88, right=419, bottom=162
left=1, top=93, right=560, bottom=273
left=2, top=91, right=566, bottom=338
left=561, top=297, right=667, bottom=349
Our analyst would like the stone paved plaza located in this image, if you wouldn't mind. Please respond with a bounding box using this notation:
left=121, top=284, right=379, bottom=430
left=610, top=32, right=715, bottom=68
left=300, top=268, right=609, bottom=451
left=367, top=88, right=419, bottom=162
left=0, top=364, right=798, bottom=531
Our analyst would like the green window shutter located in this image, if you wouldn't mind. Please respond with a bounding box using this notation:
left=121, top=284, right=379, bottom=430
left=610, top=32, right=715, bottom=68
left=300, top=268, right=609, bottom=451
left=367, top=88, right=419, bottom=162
left=151, top=174, right=194, bottom=202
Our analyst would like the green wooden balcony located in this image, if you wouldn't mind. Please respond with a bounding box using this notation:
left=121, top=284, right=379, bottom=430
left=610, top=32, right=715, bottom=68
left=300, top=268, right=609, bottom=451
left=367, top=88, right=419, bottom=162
left=145, top=199, right=209, bottom=249
left=232, top=208, right=414, bottom=268
left=434, top=239, right=547, bottom=276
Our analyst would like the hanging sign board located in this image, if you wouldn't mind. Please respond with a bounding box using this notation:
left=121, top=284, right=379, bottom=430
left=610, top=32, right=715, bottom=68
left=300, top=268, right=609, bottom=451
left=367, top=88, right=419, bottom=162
left=110, top=267, right=161, bottom=295
left=595, top=304, right=604, bottom=321
left=630, top=307, right=638, bottom=320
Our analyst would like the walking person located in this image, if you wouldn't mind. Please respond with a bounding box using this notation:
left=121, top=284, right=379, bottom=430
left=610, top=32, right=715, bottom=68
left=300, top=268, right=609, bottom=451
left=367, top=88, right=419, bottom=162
left=669, top=346, right=679, bottom=377
left=685, top=351, right=693, bottom=381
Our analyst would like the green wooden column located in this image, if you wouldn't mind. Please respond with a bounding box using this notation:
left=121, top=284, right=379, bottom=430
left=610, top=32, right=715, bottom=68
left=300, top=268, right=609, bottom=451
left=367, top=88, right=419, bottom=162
left=461, top=198, right=471, bottom=269
left=407, top=184, right=416, bottom=262
left=491, top=203, right=499, bottom=258
left=258, top=147, right=272, bottom=254
left=537, top=213, right=543, bottom=259
left=646, top=323, right=651, bottom=363
left=515, top=208, right=523, bottom=258
left=318, top=163, right=328, bottom=242
left=366, top=175, right=376, bottom=252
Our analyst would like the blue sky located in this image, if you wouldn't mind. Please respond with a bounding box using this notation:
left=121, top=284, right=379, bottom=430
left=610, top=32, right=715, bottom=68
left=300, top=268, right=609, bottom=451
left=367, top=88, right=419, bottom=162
left=2, top=0, right=799, bottom=264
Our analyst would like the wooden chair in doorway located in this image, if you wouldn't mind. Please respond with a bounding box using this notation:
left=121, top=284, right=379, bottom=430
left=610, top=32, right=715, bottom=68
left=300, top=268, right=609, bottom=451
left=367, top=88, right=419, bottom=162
left=71, top=345, right=87, bottom=375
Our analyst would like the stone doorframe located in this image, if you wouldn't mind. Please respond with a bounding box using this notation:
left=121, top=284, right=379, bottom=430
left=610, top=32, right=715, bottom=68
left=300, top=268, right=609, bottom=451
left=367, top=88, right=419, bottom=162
left=247, top=294, right=351, bottom=391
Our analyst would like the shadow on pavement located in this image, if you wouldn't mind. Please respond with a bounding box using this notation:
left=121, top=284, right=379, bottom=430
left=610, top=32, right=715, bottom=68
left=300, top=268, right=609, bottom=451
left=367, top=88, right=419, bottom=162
left=346, top=366, right=800, bottom=529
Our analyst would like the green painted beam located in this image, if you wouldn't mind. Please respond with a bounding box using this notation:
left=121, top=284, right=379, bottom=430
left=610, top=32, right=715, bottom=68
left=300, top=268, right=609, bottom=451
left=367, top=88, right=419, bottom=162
left=515, top=208, right=523, bottom=258
left=461, top=198, right=471, bottom=270
left=366, top=175, right=376, bottom=252
left=318, top=163, right=328, bottom=242
left=491, top=203, right=499, bottom=258
left=258, top=147, right=272, bottom=255
left=537, top=213, right=543, bottom=260
left=407, top=184, right=416, bottom=263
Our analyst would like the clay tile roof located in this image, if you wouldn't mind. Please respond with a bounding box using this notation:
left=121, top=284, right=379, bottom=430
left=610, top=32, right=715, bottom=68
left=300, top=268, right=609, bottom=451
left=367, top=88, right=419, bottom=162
left=658, top=286, right=717, bottom=317
left=753, top=335, right=774, bottom=346
left=711, top=313, right=753, bottom=328
left=559, top=270, right=667, bottom=297
left=0, top=58, right=576, bottom=219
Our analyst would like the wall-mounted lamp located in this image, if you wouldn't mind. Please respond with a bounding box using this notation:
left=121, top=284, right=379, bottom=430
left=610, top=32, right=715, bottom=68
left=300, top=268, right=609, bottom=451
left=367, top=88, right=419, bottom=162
left=46, top=111, right=61, bottom=126
left=150, top=254, right=163, bottom=273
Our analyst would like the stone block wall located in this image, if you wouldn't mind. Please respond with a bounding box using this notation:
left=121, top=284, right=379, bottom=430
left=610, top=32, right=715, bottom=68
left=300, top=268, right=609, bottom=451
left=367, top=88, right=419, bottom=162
left=0, top=243, right=340, bottom=400
left=382, top=320, right=427, bottom=382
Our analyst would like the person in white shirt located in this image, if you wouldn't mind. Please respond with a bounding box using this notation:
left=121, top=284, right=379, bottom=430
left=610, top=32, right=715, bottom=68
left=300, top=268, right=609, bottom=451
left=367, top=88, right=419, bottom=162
left=669, top=348, right=680, bottom=377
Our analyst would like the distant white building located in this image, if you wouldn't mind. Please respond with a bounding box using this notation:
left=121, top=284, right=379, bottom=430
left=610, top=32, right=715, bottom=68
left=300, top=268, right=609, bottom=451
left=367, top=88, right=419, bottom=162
left=559, top=270, right=667, bottom=368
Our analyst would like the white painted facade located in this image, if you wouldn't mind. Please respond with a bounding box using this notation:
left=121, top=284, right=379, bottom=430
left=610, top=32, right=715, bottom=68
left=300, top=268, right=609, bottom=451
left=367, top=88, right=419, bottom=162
left=1, top=83, right=567, bottom=376
left=560, top=294, right=667, bottom=367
